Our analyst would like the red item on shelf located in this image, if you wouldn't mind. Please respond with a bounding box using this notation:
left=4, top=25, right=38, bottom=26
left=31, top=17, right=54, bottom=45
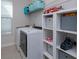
left=47, top=36, right=53, bottom=42
left=44, top=6, right=61, bottom=14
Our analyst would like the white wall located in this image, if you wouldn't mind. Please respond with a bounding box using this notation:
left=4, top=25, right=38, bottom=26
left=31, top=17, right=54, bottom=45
left=1, top=0, right=29, bottom=47
left=29, top=0, right=77, bottom=27
left=29, top=10, right=43, bottom=27
left=13, top=0, right=29, bottom=27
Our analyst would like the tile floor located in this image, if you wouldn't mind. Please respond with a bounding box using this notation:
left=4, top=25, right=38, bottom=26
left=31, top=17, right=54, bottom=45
left=1, top=45, right=22, bottom=59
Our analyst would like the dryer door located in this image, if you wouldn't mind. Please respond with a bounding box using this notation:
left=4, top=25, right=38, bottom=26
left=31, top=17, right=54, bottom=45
left=20, top=31, right=27, bottom=57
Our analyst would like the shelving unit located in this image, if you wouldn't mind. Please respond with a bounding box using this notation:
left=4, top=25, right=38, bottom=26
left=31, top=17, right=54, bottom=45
left=57, top=46, right=77, bottom=58
left=57, top=50, right=76, bottom=59
left=42, top=8, right=77, bottom=59
left=43, top=40, right=53, bottom=46
left=43, top=27, right=53, bottom=30
left=56, top=32, right=77, bottom=46
left=43, top=52, right=53, bottom=59
left=43, top=29, right=53, bottom=43
left=57, top=29, right=77, bottom=35
left=43, top=54, right=49, bottom=59
left=43, top=42, right=53, bottom=56
left=42, top=15, right=53, bottom=29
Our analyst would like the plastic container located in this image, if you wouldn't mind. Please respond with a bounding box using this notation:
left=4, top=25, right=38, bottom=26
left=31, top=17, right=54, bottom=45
left=61, top=14, right=77, bottom=31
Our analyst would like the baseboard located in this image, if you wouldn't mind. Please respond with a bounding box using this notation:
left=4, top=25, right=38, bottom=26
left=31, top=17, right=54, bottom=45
left=1, top=43, right=16, bottom=48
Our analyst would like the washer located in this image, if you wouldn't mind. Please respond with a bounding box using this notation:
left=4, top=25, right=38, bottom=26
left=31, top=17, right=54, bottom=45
left=16, top=27, right=43, bottom=59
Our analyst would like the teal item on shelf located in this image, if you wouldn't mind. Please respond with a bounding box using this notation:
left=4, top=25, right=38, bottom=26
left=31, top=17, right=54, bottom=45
left=29, top=3, right=35, bottom=12
left=29, top=0, right=45, bottom=12
left=24, top=6, right=29, bottom=15
left=24, top=0, right=45, bottom=15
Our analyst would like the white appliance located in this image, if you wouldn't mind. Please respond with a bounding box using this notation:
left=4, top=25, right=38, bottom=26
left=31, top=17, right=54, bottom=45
left=16, top=27, right=43, bottom=59
left=16, top=27, right=29, bottom=51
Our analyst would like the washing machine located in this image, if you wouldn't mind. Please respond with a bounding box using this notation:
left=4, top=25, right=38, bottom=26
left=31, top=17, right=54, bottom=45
left=16, top=27, right=30, bottom=51
left=16, top=27, right=43, bottom=59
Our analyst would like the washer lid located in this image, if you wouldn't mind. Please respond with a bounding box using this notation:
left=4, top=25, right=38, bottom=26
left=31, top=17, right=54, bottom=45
left=21, top=28, right=42, bottom=34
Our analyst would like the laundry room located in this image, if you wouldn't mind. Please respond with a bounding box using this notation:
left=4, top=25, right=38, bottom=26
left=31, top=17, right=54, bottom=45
left=1, top=0, right=77, bottom=59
